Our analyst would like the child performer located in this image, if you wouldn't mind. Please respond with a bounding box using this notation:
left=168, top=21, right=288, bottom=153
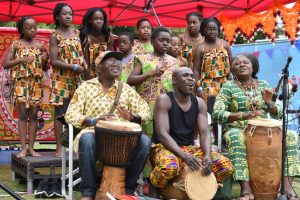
left=49, top=3, right=87, bottom=157
left=3, top=16, right=48, bottom=158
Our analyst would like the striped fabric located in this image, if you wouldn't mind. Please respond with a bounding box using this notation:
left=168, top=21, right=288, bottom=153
left=150, top=143, right=233, bottom=188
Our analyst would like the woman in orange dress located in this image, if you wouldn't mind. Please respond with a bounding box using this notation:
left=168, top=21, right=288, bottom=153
left=193, top=17, right=233, bottom=104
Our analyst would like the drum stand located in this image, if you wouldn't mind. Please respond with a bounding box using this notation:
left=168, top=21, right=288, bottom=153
left=277, top=57, right=292, bottom=200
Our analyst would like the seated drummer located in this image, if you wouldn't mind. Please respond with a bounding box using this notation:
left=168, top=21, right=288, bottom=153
left=65, top=52, right=151, bottom=200
left=149, top=67, right=234, bottom=197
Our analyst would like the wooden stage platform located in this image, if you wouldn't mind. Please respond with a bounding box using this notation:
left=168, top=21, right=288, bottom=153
left=11, top=151, right=78, bottom=194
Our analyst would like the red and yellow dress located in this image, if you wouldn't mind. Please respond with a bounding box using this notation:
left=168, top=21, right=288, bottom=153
left=82, top=35, right=110, bottom=78
left=11, top=40, right=45, bottom=108
left=197, top=45, right=231, bottom=103
left=49, top=30, right=85, bottom=106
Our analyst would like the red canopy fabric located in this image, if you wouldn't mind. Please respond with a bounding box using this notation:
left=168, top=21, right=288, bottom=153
left=0, top=0, right=296, bottom=27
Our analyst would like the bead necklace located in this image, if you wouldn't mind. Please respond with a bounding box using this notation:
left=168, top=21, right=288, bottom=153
left=236, top=78, right=259, bottom=111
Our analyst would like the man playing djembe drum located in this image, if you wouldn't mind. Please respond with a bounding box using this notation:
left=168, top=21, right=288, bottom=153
left=65, top=52, right=151, bottom=200
left=149, top=67, right=234, bottom=198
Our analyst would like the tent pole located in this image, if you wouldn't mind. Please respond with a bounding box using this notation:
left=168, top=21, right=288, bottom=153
left=150, top=4, right=162, bottom=27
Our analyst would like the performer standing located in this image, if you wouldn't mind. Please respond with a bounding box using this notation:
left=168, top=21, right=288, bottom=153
left=149, top=67, right=233, bottom=197
left=179, top=12, right=204, bottom=69
left=49, top=3, right=87, bottom=157
left=118, top=32, right=137, bottom=83
left=193, top=17, right=232, bottom=104
left=167, top=35, right=188, bottom=67
left=80, top=7, right=114, bottom=79
left=3, top=17, right=48, bottom=158
left=128, top=27, right=178, bottom=135
left=132, top=18, right=154, bottom=55
left=213, top=54, right=300, bottom=200
left=65, top=52, right=151, bottom=199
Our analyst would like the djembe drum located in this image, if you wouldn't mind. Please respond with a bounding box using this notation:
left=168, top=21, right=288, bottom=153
left=245, top=118, right=282, bottom=200
left=94, top=120, right=142, bottom=200
left=161, top=164, right=218, bottom=200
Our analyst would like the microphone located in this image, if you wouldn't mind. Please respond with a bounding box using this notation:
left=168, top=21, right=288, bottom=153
left=272, top=56, right=293, bottom=102
left=283, top=56, right=292, bottom=73
left=144, top=0, right=152, bottom=14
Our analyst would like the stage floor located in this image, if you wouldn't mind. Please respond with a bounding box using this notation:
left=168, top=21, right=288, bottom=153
left=1, top=163, right=300, bottom=199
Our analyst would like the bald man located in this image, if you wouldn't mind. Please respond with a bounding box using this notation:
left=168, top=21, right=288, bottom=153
left=149, top=67, right=233, bottom=195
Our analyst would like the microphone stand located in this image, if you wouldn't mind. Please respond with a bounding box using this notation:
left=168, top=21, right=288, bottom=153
left=277, top=56, right=292, bottom=200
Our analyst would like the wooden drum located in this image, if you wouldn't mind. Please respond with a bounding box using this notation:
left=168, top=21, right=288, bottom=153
left=161, top=165, right=218, bottom=200
left=94, top=120, right=142, bottom=200
left=245, top=118, right=282, bottom=200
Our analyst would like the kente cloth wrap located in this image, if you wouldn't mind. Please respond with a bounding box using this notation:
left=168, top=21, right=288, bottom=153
left=150, top=143, right=233, bottom=188
left=10, top=40, right=45, bottom=108
left=181, top=42, right=196, bottom=70
left=213, top=80, right=300, bottom=181
left=82, top=34, right=109, bottom=78
left=49, top=30, right=85, bottom=106
left=197, top=45, right=231, bottom=104
left=137, top=53, right=178, bottom=135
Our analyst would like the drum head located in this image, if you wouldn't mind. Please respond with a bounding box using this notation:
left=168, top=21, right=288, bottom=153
left=96, top=120, right=142, bottom=132
left=247, top=118, right=282, bottom=128
left=185, top=171, right=218, bottom=200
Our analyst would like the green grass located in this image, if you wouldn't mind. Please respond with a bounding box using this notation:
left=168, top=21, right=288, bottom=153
left=0, top=164, right=81, bottom=200
left=1, top=163, right=300, bottom=200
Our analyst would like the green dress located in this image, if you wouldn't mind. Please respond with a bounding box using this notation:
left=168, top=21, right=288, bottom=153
left=137, top=53, right=178, bottom=135
left=213, top=80, right=300, bottom=181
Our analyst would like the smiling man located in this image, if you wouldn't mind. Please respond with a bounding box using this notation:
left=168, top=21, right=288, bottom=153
left=65, top=51, right=151, bottom=200
left=149, top=67, right=233, bottom=197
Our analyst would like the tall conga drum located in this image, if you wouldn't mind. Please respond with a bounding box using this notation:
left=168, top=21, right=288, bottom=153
left=94, top=120, right=142, bottom=200
left=161, top=165, right=218, bottom=200
left=245, top=118, right=282, bottom=200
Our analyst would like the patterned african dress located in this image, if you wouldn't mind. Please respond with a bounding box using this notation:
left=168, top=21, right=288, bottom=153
left=137, top=53, right=178, bottom=135
left=82, top=34, right=109, bottom=78
left=132, top=39, right=153, bottom=55
left=197, top=45, right=231, bottom=104
left=212, top=80, right=300, bottom=181
left=49, top=30, right=85, bottom=106
left=10, top=40, right=45, bottom=108
left=181, top=42, right=196, bottom=70
left=120, top=54, right=138, bottom=82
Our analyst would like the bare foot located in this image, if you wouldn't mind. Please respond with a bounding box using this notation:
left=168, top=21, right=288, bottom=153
left=55, top=148, right=62, bottom=157
left=16, top=149, right=28, bottom=158
left=80, top=197, right=93, bottom=200
left=28, top=148, right=41, bottom=157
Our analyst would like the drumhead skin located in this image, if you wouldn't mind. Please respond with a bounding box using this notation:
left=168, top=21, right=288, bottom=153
left=247, top=118, right=282, bottom=127
left=96, top=120, right=142, bottom=132
left=185, top=171, right=218, bottom=200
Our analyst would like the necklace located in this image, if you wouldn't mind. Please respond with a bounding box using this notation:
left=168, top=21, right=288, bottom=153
left=236, top=78, right=259, bottom=111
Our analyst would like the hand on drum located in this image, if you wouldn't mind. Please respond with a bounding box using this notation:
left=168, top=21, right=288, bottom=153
left=116, top=106, right=133, bottom=121
left=261, top=89, right=273, bottom=104
left=202, top=155, right=212, bottom=176
left=95, top=114, right=117, bottom=124
left=243, top=110, right=264, bottom=120
left=182, top=152, right=201, bottom=172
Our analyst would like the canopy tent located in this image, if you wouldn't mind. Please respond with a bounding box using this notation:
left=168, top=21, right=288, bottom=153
left=0, top=0, right=296, bottom=27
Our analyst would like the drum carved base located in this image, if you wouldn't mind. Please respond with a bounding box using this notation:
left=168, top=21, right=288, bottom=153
left=95, top=166, right=126, bottom=200
left=245, top=120, right=282, bottom=200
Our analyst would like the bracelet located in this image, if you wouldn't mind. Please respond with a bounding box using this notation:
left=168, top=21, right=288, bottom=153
left=238, top=112, right=243, bottom=120
left=89, top=118, right=95, bottom=126
left=73, top=64, right=79, bottom=71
